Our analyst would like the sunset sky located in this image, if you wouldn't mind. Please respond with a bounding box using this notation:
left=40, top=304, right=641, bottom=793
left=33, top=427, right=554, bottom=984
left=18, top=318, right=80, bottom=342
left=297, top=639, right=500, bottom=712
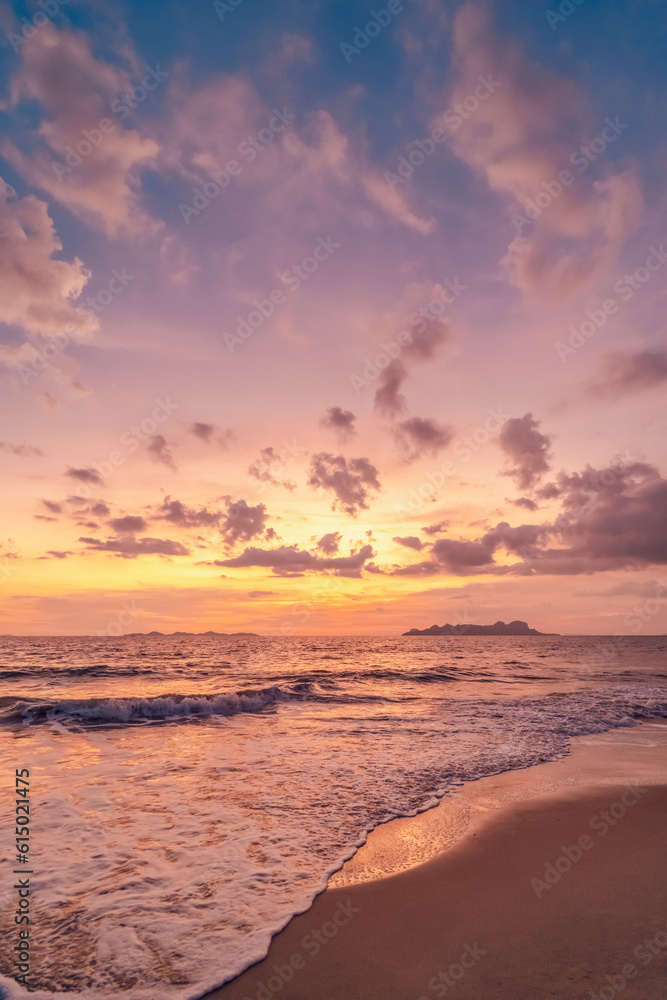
left=1, top=0, right=666, bottom=635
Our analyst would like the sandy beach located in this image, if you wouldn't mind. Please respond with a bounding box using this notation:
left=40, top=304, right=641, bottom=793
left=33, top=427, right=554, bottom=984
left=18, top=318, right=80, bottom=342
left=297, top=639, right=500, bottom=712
left=208, top=722, right=667, bottom=1000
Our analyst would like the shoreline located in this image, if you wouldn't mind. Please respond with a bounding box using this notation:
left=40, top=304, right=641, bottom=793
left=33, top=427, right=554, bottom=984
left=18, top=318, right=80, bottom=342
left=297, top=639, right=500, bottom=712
left=206, top=720, right=667, bottom=999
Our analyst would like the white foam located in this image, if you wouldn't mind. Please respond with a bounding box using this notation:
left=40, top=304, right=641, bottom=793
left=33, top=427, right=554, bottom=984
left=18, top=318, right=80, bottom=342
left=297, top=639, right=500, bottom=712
left=0, top=683, right=664, bottom=998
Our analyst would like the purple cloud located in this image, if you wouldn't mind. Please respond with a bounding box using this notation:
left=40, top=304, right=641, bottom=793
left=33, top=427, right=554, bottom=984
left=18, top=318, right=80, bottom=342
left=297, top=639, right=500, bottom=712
left=108, top=516, right=148, bottom=533
left=499, top=414, right=552, bottom=491
left=393, top=536, right=424, bottom=550
left=513, top=497, right=539, bottom=511
left=190, top=422, right=235, bottom=446
left=221, top=499, right=270, bottom=545
left=374, top=359, right=407, bottom=418
left=248, top=447, right=296, bottom=490
left=41, top=499, right=62, bottom=514
left=393, top=417, right=454, bottom=463
left=219, top=543, right=375, bottom=577
left=79, top=535, right=190, bottom=558
left=147, top=435, right=177, bottom=471
left=66, top=467, right=104, bottom=486
left=308, top=453, right=381, bottom=516
left=592, top=349, right=667, bottom=397
left=320, top=406, right=357, bottom=442
left=422, top=520, right=449, bottom=535
left=373, top=319, right=451, bottom=417
left=158, top=498, right=222, bottom=528
left=317, top=532, right=342, bottom=555
left=0, top=442, right=44, bottom=457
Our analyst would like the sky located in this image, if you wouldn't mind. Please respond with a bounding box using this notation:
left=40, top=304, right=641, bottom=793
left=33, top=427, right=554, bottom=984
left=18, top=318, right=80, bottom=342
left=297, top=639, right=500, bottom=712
left=0, top=0, right=666, bottom=636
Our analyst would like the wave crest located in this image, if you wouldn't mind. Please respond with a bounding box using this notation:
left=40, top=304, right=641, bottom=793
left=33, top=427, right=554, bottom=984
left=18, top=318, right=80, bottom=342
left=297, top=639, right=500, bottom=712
left=2, top=685, right=295, bottom=726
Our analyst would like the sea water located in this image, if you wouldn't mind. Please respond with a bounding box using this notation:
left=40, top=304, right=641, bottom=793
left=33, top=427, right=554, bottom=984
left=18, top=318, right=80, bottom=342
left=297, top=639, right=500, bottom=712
left=0, top=634, right=665, bottom=998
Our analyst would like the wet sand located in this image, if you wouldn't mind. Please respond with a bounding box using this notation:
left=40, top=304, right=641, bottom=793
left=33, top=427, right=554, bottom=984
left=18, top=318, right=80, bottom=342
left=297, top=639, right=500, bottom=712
left=206, top=722, right=667, bottom=999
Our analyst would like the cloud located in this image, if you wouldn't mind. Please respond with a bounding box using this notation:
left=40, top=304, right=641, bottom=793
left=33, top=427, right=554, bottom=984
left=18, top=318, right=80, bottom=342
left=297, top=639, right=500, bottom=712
left=317, top=532, right=342, bottom=555
left=90, top=502, right=111, bottom=517
left=431, top=537, right=497, bottom=573
left=393, top=536, right=424, bottom=550
left=46, top=550, right=72, bottom=559
left=392, top=460, right=667, bottom=577
left=374, top=319, right=451, bottom=417
left=71, top=380, right=93, bottom=397
left=384, top=520, right=546, bottom=576
left=0, top=179, right=98, bottom=342
left=422, top=520, right=449, bottom=535
left=190, top=422, right=215, bottom=443
left=4, top=23, right=438, bottom=249
left=537, top=482, right=560, bottom=500
left=498, top=413, right=552, bottom=491
left=2, top=26, right=159, bottom=235
left=79, top=535, right=190, bottom=558
left=482, top=521, right=547, bottom=558
left=390, top=560, right=440, bottom=576
left=157, top=498, right=222, bottom=528
left=41, top=392, right=58, bottom=410
left=393, top=417, right=454, bottom=463
left=524, top=461, right=667, bottom=573
left=307, top=453, right=381, bottom=516
left=574, top=579, right=667, bottom=598
left=147, top=435, right=177, bottom=471
left=280, top=34, right=313, bottom=66
left=402, top=318, right=452, bottom=364
left=108, top=516, right=147, bottom=533
left=590, top=349, right=667, bottom=398
left=442, top=3, right=643, bottom=299
left=189, top=422, right=235, bottom=446
left=66, top=467, right=104, bottom=486
left=320, top=406, right=356, bottom=442
left=248, top=447, right=296, bottom=491
left=0, top=442, right=44, bottom=457
left=219, top=543, right=375, bottom=578
left=247, top=590, right=276, bottom=598
left=513, top=497, right=539, bottom=511
left=164, top=72, right=433, bottom=240
left=221, top=499, right=270, bottom=546
left=41, top=500, right=62, bottom=515
left=374, top=360, right=407, bottom=418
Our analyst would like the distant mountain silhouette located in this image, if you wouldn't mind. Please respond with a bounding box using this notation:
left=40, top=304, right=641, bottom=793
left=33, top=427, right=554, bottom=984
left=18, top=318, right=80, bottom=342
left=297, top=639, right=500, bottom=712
left=124, top=631, right=260, bottom=638
left=403, top=620, right=558, bottom=636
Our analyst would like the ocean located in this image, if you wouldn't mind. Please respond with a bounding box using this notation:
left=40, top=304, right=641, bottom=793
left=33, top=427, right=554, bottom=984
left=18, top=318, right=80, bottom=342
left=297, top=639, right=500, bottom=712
left=0, top=634, right=665, bottom=999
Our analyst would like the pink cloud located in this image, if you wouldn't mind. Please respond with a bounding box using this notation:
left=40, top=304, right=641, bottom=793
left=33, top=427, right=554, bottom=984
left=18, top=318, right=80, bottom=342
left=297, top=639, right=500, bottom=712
left=0, top=179, right=98, bottom=340
left=440, top=3, right=643, bottom=300
left=308, top=453, right=381, bottom=516
left=498, top=413, right=553, bottom=491
left=166, top=76, right=434, bottom=235
left=2, top=26, right=159, bottom=236
left=219, top=542, right=374, bottom=578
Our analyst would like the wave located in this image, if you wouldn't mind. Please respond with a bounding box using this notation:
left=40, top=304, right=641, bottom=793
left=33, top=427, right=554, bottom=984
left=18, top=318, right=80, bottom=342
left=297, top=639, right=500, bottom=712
left=355, top=667, right=460, bottom=682
left=0, top=665, right=117, bottom=680
left=0, top=661, right=235, bottom=681
left=1, top=685, right=300, bottom=726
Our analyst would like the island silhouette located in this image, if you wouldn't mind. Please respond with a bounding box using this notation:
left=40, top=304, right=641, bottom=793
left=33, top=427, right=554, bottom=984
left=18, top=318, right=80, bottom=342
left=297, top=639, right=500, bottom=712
left=403, top=620, right=558, bottom=636
left=124, top=631, right=260, bottom=638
